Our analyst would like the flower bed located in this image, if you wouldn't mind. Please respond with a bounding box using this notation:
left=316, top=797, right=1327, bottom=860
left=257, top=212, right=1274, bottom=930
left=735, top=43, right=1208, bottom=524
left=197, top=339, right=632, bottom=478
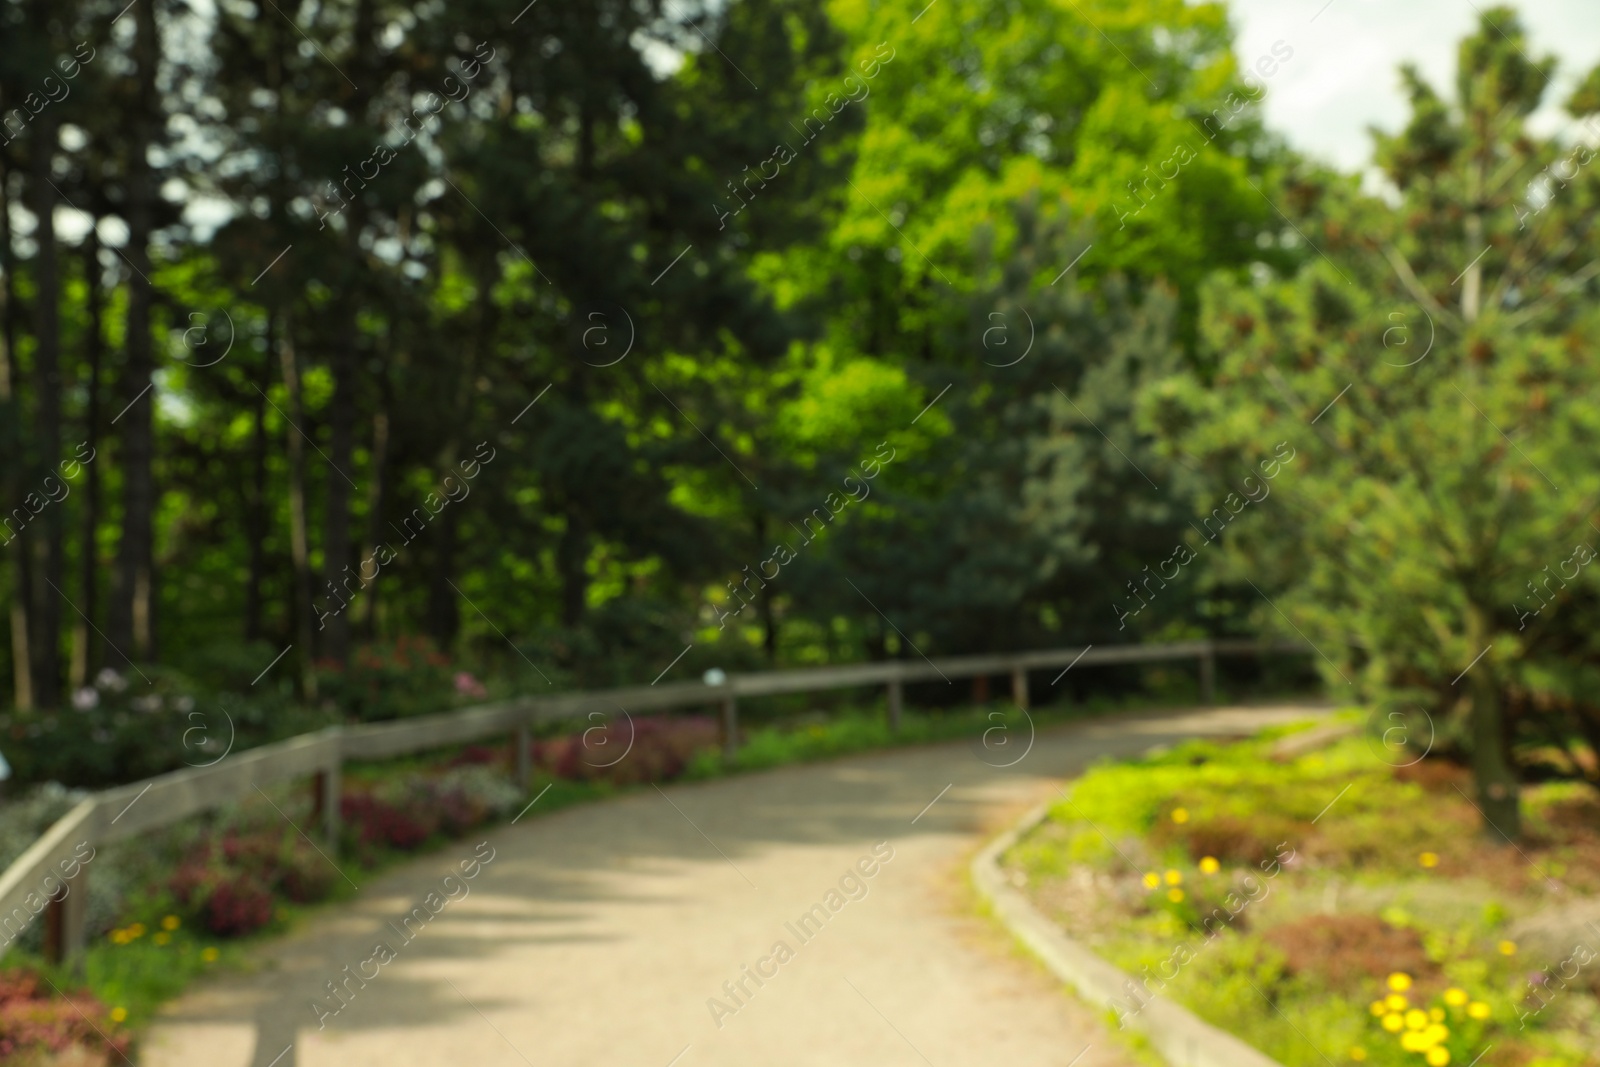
left=1002, top=720, right=1600, bottom=1067
left=0, top=969, right=127, bottom=1065
left=533, top=715, right=720, bottom=785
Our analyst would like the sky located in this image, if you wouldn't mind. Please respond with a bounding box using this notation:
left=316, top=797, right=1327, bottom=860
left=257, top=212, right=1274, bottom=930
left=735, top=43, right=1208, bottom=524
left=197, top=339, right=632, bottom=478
left=1227, top=0, right=1600, bottom=173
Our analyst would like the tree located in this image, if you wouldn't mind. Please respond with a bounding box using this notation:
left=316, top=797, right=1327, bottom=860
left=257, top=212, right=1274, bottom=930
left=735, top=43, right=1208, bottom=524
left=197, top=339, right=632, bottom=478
left=1144, top=7, right=1600, bottom=839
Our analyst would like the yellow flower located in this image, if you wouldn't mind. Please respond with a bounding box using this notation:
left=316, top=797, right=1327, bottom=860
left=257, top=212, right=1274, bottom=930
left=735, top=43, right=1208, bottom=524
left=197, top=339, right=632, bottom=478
left=127, top=923, right=145, bottom=939
left=1426, top=1048, right=1451, bottom=1067
left=1167, top=888, right=1185, bottom=903
left=1497, top=940, right=1517, bottom=955
left=1199, top=856, right=1220, bottom=874
left=1405, top=1009, right=1428, bottom=1030
left=1164, top=869, right=1183, bottom=885
left=1466, top=1001, right=1490, bottom=1020
left=1143, top=872, right=1160, bottom=889
left=1401, top=1032, right=1428, bottom=1052
left=110, top=1007, right=127, bottom=1023
left=1444, top=988, right=1468, bottom=1007
left=1350, top=1049, right=1368, bottom=1062
left=1387, top=972, right=1413, bottom=992
left=1419, top=851, right=1439, bottom=868
left=1381, top=1013, right=1405, bottom=1033
left=153, top=932, right=170, bottom=946
left=1171, top=807, right=1190, bottom=824
left=1369, top=1000, right=1386, bottom=1016
left=162, top=915, right=180, bottom=931
left=1429, top=1008, right=1444, bottom=1023
left=1385, top=993, right=1409, bottom=1011
left=201, top=946, right=219, bottom=962
left=1423, top=1024, right=1448, bottom=1046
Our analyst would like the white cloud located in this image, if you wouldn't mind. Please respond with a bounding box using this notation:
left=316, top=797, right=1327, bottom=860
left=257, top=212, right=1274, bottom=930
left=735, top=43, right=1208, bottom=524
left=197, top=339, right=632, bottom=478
left=1229, top=0, right=1600, bottom=171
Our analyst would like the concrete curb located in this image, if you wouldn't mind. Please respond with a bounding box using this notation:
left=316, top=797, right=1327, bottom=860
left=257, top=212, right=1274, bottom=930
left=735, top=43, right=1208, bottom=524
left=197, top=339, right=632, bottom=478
left=971, top=799, right=1287, bottom=1067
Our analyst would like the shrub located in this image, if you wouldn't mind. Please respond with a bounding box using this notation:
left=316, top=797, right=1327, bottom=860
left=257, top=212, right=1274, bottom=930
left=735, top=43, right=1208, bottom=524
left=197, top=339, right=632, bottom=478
left=0, top=668, right=207, bottom=788
left=0, top=969, right=127, bottom=1062
left=341, top=792, right=437, bottom=855
left=202, top=874, right=275, bottom=938
left=166, top=825, right=336, bottom=936
left=279, top=841, right=337, bottom=904
left=535, top=715, right=719, bottom=785
left=317, top=637, right=458, bottom=721
left=340, top=766, right=522, bottom=859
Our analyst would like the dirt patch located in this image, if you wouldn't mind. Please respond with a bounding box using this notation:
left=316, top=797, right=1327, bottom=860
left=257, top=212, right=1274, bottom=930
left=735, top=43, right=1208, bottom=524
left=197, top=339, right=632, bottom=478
left=1263, top=914, right=1436, bottom=993
left=1150, top=812, right=1295, bottom=867
left=1392, top=757, right=1472, bottom=793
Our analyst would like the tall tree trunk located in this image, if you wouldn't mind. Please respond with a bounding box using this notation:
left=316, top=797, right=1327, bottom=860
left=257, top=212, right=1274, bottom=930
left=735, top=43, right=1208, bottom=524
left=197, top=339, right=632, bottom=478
left=426, top=510, right=461, bottom=648
left=321, top=312, right=356, bottom=666
left=359, top=392, right=390, bottom=640
left=70, top=233, right=105, bottom=689
left=109, top=0, right=160, bottom=664
left=755, top=513, right=776, bottom=662
left=243, top=317, right=272, bottom=642
left=557, top=514, right=589, bottom=629
left=277, top=313, right=318, bottom=700
left=426, top=263, right=494, bottom=649
left=29, top=112, right=64, bottom=709
left=0, top=155, right=31, bottom=709
left=1466, top=601, right=1519, bottom=839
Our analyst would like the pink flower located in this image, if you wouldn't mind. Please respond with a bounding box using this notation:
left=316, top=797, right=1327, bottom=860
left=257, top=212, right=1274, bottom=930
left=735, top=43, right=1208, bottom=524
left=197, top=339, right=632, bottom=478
left=453, top=671, right=488, bottom=698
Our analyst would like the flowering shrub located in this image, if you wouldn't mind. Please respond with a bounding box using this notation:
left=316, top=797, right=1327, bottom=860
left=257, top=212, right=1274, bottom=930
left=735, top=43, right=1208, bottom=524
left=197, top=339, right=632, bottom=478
left=0, top=969, right=127, bottom=1062
left=318, top=636, right=459, bottom=721
left=0, top=668, right=212, bottom=787
left=341, top=792, right=438, bottom=855
left=534, top=715, right=719, bottom=785
left=202, top=876, right=276, bottom=938
left=341, top=766, right=522, bottom=862
left=168, top=828, right=334, bottom=937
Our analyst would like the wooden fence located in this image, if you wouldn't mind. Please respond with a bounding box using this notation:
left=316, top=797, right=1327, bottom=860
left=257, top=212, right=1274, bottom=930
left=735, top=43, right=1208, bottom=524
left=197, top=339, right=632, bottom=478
left=1, top=636, right=1302, bottom=966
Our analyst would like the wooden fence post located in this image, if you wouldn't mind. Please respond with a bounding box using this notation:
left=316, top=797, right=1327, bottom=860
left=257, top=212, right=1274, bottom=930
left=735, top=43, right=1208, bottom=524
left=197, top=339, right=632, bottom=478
left=720, top=696, right=739, bottom=760
left=1200, top=643, right=1216, bottom=704
left=886, top=678, right=903, bottom=734
left=513, top=724, right=531, bottom=789
left=42, top=864, right=88, bottom=967
left=1011, top=666, right=1029, bottom=711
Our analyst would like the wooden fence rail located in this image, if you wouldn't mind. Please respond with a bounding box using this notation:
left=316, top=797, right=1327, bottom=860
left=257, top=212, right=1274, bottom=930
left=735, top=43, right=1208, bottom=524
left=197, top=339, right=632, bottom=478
left=2, top=636, right=1303, bottom=967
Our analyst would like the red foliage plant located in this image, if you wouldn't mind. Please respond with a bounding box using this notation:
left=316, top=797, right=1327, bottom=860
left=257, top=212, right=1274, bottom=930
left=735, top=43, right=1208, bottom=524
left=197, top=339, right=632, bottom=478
left=0, top=968, right=128, bottom=1061
left=340, top=792, right=437, bottom=851
left=168, top=828, right=334, bottom=937
left=203, top=874, right=275, bottom=937
left=534, top=716, right=718, bottom=785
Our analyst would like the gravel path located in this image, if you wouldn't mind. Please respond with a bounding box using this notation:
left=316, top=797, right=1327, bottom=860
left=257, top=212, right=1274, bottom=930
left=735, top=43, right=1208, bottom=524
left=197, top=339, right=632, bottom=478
left=139, top=701, right=1326, bottom=1067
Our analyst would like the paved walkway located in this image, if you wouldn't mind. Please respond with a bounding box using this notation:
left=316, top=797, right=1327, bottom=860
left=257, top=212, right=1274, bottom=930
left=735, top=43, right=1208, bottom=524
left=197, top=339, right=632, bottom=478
left=140, top=702, right=1325, bottom=1067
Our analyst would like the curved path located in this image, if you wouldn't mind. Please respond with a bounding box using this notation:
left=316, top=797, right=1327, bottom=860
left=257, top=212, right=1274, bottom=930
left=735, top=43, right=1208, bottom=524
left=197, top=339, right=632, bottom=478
left=141, top=701, right=1326, bottom=1067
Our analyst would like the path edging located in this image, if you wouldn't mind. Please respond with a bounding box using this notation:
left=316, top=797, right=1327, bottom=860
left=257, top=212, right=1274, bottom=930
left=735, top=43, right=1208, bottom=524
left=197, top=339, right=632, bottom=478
left=971, top=799, right=1287, bottom=1067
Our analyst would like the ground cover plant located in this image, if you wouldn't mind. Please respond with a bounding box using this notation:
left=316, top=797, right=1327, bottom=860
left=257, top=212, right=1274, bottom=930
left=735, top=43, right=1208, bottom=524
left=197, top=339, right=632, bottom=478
left=1003, top=719, right=1600, bottom=1066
